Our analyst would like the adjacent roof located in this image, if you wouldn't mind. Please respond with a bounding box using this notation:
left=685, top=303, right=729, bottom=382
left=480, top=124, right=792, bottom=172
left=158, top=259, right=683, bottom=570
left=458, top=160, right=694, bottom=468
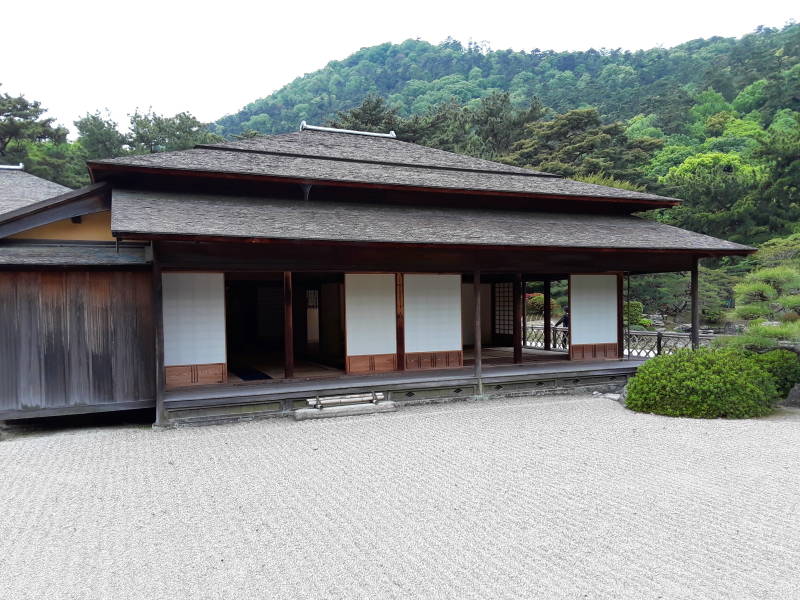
left=200, top=130, right=556, bottom=177
left=0, top=182, right=110, bottom=239
left=112, top=189, right=752, bottom=254
left=0, top=241, right=148, bottom=266
left=90, top=129, right=681, bottom=207
left=0, top=169, right=70, bottom=217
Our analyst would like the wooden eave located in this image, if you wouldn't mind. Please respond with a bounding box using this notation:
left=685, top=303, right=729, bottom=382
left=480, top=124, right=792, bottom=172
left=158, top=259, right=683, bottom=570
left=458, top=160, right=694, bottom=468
left=0, top=182, right=111, bottom=239
left=116, top=231, right=755, bottom=257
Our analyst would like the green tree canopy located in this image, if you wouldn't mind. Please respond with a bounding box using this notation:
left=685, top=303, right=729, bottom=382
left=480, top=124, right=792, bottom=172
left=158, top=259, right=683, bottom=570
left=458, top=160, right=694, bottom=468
left=503, top=107, right=662, bottom=181
left=0, top=84, right=67, bottom=162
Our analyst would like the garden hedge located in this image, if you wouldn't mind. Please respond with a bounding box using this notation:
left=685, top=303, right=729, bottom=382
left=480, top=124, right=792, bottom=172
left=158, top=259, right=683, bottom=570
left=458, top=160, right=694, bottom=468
left=626, top=348, right=779, bottom=418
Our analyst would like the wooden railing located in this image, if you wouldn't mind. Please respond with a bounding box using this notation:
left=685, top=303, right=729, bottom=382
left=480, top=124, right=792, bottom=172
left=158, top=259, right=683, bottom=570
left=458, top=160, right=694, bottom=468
left=524, top=325, right=715, bottom=358
left=524, top=325, right=569, bottom=351
left=623, top=330, right=715, bottom=358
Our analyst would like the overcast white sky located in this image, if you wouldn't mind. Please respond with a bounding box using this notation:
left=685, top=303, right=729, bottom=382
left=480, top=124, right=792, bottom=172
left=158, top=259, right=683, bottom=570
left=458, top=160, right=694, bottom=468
left=3, top=0, right=797, bottom=134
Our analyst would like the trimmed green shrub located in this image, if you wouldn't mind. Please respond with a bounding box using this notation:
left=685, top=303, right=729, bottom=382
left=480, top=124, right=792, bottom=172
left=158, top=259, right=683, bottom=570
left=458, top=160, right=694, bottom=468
left=750, top=266, right=800, bottom=291
left=732, top=303, right=772, bottom=320
left=626, top=348, right=779, bottom=418
left=623, top=300, right=644, bottom=326
left=714, top=334, right=779, bottom=352
left=733, top=281, right=777, bottom=304
left=777, top=295, right=800, bottom=314
left=747, top=321, right=800, bottom=340
left=525, top=293, right=560, bottom=317
left=753, top=349, right=800, bottom=397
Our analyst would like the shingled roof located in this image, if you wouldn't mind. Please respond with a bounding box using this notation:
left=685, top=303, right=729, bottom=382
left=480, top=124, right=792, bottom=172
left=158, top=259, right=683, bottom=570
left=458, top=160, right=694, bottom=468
left=0, top=241, right=148, bottom=266
left=111, top=189, right=752, bottom=254
left=90, top=128, right=680, bottom=207
left=0, top=168, right=70, bottom=217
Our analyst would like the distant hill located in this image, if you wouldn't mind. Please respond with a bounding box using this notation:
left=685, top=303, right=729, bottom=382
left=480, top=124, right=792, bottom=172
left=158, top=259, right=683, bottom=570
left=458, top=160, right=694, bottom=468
left=215, top=24, right=800, bottom=137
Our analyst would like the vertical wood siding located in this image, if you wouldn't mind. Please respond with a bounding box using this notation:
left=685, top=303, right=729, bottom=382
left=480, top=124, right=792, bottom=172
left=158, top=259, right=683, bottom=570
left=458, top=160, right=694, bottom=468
left=0, top=271, right=155, bottom=415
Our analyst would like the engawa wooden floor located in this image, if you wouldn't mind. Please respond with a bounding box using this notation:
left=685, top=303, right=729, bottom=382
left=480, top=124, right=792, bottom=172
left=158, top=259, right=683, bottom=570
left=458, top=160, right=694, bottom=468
left=227, top=346, right=569, bottom=383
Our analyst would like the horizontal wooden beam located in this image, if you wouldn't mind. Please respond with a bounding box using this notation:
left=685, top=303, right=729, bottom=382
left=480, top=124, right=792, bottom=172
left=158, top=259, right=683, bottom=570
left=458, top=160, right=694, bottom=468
left=146, top=240, right=736, bottom=276
left=116, top=232, right=751, bottom=258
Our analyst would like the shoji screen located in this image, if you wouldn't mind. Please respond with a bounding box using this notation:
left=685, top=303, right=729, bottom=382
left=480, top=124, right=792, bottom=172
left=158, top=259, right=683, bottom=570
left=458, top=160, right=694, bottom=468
left=344, top=274, right=397, bottom=373
left=162, top=272, right=227, bottom=387
left=404, top=274, right=463, bottom=370
left=569, top=274, right=620, bottom=360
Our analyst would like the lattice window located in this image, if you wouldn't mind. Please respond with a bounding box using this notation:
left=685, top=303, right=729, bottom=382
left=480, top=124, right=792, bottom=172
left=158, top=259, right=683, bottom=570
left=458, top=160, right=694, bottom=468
left=494, top=282, right=513, bottom=335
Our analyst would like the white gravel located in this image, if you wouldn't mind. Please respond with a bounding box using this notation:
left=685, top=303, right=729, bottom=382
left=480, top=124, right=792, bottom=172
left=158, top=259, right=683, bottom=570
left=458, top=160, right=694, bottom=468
left=2, top=395, right=800, bottom=600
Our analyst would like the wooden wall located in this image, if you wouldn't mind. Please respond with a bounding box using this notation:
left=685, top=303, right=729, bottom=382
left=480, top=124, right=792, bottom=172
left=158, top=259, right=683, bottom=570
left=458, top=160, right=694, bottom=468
left=0, top=271, right=155, bottom=418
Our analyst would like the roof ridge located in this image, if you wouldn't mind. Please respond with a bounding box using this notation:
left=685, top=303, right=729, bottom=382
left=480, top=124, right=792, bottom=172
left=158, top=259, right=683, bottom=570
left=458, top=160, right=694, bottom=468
left=193, top=144, right=564, bottom=179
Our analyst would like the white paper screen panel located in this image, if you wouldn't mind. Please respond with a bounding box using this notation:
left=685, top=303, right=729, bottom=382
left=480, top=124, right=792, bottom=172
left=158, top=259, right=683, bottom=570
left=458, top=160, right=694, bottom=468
left=162, top=272, right=227, bottom=366
left=405, top=274, right=462, bottom=353
left=345, top=274, right=397, bottom=355
left=569, top=275, right=618, bottom=345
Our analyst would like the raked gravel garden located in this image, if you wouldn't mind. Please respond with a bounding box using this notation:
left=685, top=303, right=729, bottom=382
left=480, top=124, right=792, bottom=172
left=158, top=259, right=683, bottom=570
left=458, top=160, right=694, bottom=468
left=2, top=392, right=800, bottom=599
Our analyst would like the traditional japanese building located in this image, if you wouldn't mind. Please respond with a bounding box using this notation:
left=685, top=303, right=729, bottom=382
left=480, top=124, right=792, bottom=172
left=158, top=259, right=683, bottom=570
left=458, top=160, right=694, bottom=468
left=0, top=125, right=753, bottom=425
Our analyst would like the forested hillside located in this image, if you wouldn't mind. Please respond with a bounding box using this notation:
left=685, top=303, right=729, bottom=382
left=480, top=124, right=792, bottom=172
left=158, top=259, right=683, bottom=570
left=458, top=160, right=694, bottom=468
left=215, top=24, right=799, bottom=137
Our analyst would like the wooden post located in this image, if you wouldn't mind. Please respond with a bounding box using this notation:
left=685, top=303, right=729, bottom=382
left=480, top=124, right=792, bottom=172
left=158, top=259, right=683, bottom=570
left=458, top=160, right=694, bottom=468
left=543, top=279, right=552, bottom=351
left=152, top=243, right=166, bottom=427
left=473, top=270, right=482, bottom=391
left=617, top=273, right=624, bottom=359
left=690, top=258, right=700, bottom=350
left=513, top=273, right=523, bottom=363
left=522, top=279, right=527, bottom=350
left=395, top=273, right=405, bottom=371
left=283, top=271, right=294, bottom=379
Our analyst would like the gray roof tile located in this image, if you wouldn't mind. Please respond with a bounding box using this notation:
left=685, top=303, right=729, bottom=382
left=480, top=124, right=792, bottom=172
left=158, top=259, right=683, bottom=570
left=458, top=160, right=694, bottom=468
left=0, top=241, right=148, bottom=266
left=92, top=130, right=680, bottom=205
left=0, top=170, right=70, bottom=217
left=111, top=189, right=751, bottom=253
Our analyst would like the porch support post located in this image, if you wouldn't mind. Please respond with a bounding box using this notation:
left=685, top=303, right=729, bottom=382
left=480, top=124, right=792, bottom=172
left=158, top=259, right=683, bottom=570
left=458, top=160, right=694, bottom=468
left=690, top=258, right=700, bottom=350
left=283, top=271, right=294, bottom=379
left=395, top=273, right=405, bottom=371
left=513, top=273, right=523, bottom=364
left=543, top=279, right=552, bottom=351
left=152, top=243, right=167, bottom=428
left=617, top=273, right=625, bottom=359
left=473, top=270, right=483, bottom=393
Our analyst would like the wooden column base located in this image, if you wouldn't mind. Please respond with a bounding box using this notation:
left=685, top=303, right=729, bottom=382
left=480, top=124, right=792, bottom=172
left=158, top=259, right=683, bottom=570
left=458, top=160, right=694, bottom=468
left=165, top=363, right=227, bottom=389
left=346, top=354, right=397, bottom=374
left=569, top=344, right=619, bottom=360
left=405, top=350, right=463, bottom=371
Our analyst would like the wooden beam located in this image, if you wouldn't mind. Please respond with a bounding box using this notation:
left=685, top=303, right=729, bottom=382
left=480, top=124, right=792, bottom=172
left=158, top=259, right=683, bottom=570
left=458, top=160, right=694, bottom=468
left=284, top=271, right=294, bottom=379
left=522, top=278, right=527, bottom=352
left=690, top=258, right=700, bottom=350
left=146, top=240, right=739, bottom=276
left=152, top=243, right=166, bottom=427
left=395, top=273, right=405, bottom=371
left=474, top=270, right=482, bottom=385
left=543, top=279, right=552, bottom=351
left=513, top=273, right=523, bottom=363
